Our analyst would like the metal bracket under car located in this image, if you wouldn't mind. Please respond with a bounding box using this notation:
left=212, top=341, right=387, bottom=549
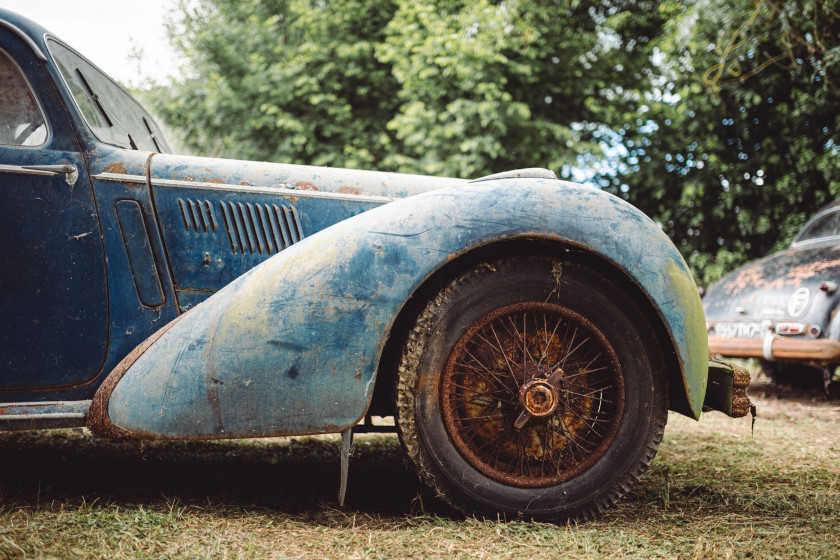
left=703, top=359, right=753, bottom=418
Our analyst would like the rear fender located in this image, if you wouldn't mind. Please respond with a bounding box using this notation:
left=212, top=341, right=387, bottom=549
left=89, top=178, right=707, bottom=439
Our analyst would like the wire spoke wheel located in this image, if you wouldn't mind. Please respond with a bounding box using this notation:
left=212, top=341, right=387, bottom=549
left=395, top=257, right=667, bottom=522
left=440, top=302, right=625, bottom=487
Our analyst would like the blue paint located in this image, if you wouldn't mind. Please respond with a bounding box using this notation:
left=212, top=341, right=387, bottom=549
left=104, top=178, right=708, bottom=438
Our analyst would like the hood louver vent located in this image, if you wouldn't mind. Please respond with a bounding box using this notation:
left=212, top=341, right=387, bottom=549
left=220, top=201, right=303, bottom=255
left=177, top=198, right=304, bottom=255
left=177, top=198, right=217, bottom=233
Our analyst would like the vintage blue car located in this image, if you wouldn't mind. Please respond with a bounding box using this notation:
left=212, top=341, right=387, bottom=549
left=0, top=9, right=749, bottom=522
left=705, top=201, right=840, bottom=390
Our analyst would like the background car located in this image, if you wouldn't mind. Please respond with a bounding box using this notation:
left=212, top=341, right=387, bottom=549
left=0, top=8, right=749, bottom=523
left=705, top=200, right=840, bottom=391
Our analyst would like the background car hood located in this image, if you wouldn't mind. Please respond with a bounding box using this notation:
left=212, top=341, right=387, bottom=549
left=704, top=242, right=840, bottom=321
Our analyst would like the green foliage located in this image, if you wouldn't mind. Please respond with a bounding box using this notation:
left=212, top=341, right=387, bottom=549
left=152, top=0, right=669, bottom=179
left=376, top=0, right=670, bottom=178
left=149, top=0, right=401, bottom=167
left=615, top=0, right=840, bottom=285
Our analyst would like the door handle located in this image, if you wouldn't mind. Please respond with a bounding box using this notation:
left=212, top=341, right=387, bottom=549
left=21, top=164, right=79, bottom=187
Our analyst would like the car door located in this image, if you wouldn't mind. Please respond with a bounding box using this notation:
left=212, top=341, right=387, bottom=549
left=0, top=39, right=108, bottom=393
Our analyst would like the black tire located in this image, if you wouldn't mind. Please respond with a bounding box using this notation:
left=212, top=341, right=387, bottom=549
left=395, top=257, right=668, bottom=523
left=760, top=361, right=826, bottom=388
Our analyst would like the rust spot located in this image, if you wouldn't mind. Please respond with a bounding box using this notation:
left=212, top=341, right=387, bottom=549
left=725, top=255, right=840, bottom=295
left=186, top=175, right=195, bottom=181
left=295, top=182, right=319, bottom=191
left=205, top=168, right=213, bottom=173
left=240, top=181, right=252, bottom=186
left=338, top=185, right=363, bottom=195
left=104, top=162, right=127, bottom=174
left=205, top=177, right=226, bottom=184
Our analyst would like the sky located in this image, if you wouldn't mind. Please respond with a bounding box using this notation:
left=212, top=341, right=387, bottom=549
left=2, top=0, right=181, bottom=85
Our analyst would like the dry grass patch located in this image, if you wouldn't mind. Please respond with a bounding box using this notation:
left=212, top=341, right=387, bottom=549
left=0, top=375, right=837, bottom=559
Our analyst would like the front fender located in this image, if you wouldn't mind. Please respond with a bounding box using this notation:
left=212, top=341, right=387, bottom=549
left=89, top=178, right=707, bottom=439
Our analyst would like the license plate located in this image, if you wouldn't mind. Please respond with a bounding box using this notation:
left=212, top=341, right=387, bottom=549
left=713, top=321, right=766, bottom=338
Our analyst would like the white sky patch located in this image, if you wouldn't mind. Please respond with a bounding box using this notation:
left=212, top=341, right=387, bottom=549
left=3, top=0, right=181, bottom=85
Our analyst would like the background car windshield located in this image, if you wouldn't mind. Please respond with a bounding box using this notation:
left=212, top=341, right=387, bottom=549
left=795, top=208, right=840, bottom=243
left=47, top=39, right=170, bottom=153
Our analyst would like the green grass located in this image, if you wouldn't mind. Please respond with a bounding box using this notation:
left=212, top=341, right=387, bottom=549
left=0, top=376, right=837, bottom=559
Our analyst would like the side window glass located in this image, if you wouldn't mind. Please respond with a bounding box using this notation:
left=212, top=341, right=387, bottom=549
left=0, top=49, right=47, bottom=147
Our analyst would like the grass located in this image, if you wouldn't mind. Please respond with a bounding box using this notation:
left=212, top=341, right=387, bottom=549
left=0, top=375, right=837, bottom=559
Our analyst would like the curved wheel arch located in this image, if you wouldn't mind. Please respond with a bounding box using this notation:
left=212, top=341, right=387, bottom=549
left=370, top=238, right=686, bottom=419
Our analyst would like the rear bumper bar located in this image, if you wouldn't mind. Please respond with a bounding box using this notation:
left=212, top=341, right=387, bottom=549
left=709, top=335, right=840, bottom=363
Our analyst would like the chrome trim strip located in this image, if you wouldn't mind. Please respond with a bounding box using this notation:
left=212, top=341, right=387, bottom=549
left=0, top=163, right=56, bottom=177
left=0, top=399, right=91, bottom=414
left=93, top=172, right=147, bottom=183
left=93, top=172, right=394, bottom=203
left=0, top=20, right=48, bottom=61
left=1, top=413, right=86, bottom=421
left=790, top=234, right=840, bottom=249
left=470, top=167, right=558, bottom=183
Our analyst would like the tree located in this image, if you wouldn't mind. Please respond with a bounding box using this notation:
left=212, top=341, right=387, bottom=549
left=377, top=0, right=670, bottom=178
left=152, top=0, right=671, bottom=179
left=149, top=0, right=401, bottom=168
left=615, top=0, right=840, bottom=284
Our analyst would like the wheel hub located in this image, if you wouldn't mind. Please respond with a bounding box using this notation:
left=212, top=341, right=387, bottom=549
left=519, top=378, right=559, bottom=417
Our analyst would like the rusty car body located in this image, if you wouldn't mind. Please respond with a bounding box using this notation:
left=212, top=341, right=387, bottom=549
left=0, top=9, right=749, bottom=522
left=705, top=201, right=840, bottom=389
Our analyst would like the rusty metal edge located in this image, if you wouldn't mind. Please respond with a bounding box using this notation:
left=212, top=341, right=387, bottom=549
left=87, top=313, right=187, bottom=439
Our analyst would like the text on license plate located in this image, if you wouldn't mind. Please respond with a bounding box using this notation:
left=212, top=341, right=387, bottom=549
left=713, top=321, right=767, bottom=338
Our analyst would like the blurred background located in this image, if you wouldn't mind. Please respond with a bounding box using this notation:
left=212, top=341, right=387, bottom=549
left=6, top=0, right=839, bottom=286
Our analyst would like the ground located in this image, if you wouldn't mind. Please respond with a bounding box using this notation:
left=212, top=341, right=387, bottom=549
left=0, top=374, right=837, bottom=559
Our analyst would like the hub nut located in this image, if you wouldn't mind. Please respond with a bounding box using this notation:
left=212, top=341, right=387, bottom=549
left=519, top=378, right=559, bottom=417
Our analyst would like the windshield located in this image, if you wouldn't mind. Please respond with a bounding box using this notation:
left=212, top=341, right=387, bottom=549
left=46, top=38, right=171, bottom=153
left=794, top=207, right=840, bottom=245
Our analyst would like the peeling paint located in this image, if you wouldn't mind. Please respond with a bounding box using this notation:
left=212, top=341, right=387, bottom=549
left=338, top=185, right=363, bottom=195
left=104, top=162, right=127, bottom=174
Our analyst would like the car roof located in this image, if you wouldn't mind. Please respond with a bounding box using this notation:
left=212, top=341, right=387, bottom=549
left=0, top=8, right=54, bottom=61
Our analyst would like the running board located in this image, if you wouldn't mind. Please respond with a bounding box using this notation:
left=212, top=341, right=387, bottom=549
left=0, top=400, right=90, bottom=431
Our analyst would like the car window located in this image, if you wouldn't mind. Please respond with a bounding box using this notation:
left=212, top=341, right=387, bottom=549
left=46, top=38, right=171, bottom=153
left=0, top=48, right=47, bottom=147
left=794, top=208, right=840, bottom=244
